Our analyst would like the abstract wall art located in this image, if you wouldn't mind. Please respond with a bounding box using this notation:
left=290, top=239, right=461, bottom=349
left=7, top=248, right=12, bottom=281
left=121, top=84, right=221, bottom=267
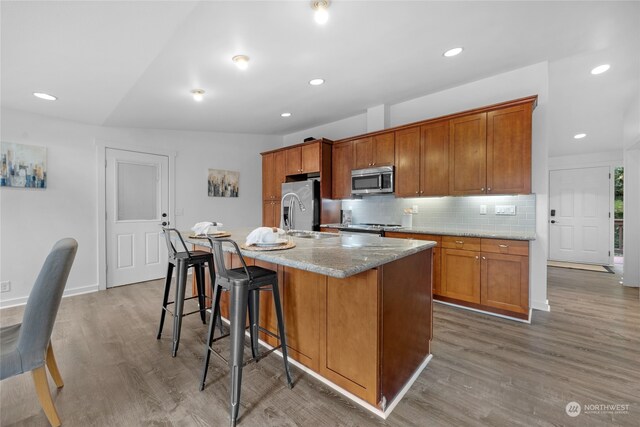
left=208, top=169, right=239, bottom=197
left=0, top=142, right=47, bottom=189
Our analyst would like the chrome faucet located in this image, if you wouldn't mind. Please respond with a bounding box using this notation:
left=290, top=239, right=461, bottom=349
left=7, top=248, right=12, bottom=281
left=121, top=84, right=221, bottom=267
left=280, top=192, right=306, bottom=231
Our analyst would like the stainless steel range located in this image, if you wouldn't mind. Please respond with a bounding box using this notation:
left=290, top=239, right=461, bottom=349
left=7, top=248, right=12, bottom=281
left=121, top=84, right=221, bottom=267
left=339, top=223, right=402, bottom=237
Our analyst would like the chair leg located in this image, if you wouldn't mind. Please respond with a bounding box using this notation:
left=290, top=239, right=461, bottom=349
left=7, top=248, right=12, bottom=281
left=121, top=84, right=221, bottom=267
left=195, top=264, right=207, bottom=324
left=247, top=289, right=260, bottom=360
left=172, top=260, right=188, bottom=357
left=272, top=280, right=293, bottom=388
left=32, top=366, right=61, bottom=427
left=157, top=263, right=174, bottom=339
left=200, top=282, right=223, bottom=391
left=229, top=283, right=249, bottom=427
left=45, top=343, right=64, bottom=389
left=206, top=259, right=224, bottom=335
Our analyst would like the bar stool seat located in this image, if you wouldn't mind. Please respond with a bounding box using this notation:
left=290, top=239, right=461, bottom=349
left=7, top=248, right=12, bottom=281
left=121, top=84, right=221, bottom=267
left=157, top=228, right=217, bottom=357
left=200, top=237, right=293, bottom=427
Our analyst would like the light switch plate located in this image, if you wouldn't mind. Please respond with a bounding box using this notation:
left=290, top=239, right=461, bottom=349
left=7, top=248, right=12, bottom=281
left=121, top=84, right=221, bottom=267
left=495, top=205, right=517, bottom=216
left=480, top=205, right=487, bottom=215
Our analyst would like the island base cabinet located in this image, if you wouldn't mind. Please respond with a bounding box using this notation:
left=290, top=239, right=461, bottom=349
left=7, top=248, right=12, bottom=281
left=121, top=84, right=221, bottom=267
left=282, top=267, right=324, bottom=371
left=321, top=270, right=379, bottom=405
left=481, top=253, right=529, bottom=314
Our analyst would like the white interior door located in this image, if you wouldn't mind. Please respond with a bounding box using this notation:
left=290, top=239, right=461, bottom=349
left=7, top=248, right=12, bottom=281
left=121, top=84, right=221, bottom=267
left=106, top=148, right=169, bottom=287
left=549, top=167, right=610, bottom=264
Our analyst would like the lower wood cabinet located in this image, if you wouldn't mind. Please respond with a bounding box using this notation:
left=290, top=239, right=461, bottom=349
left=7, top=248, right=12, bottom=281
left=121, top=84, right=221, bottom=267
left=385, top=233, right=530, bottom=319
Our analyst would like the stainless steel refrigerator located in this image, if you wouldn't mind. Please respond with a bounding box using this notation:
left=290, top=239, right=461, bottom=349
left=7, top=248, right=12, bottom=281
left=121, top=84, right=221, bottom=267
left=281, top=180, right=320, bottom=231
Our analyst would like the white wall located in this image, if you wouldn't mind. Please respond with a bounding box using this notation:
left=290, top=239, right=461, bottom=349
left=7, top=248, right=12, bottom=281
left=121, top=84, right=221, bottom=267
left=622, top=81, right=640, bottom=287
left=282, top=113, right=367, bottom=147
left=0, top=108, right=281, bottom=307
left=282, top=62, right=551, bottom=312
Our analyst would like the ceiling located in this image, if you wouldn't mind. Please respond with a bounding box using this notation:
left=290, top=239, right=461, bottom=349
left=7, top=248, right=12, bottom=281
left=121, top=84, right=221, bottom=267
left=2, top=1, right=639, bottom=157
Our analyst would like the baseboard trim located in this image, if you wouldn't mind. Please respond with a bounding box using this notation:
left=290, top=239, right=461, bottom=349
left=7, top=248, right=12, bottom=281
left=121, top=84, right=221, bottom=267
left=434, top=299, right=532, bottom=324
left=531, top=299, right=551, bottom=312
left=0, top=284, right=99, bottom=309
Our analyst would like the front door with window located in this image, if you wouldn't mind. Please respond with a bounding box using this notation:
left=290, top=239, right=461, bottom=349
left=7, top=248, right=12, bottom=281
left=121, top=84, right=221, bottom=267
left=106, top=148, right=169, bottom=287
left=549, top=167, right=610, bottom=264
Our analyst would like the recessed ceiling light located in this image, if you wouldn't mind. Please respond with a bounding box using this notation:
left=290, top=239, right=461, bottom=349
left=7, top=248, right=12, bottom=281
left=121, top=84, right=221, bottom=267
left=311, top=1, right=330, bottom=25
left=33, top=92, right=57, bottom=101
left=591, top=64, right=610, bottom=75
left=191, top=89, right=205, bottom=102
left=443, top=47, right=463, bottom=57
left=309, top=78, right=325, bottom=86
left=281, top=112, right=292, bottom=118
left=574, top=133, right=587, bottom=139
left=232, top=55, right=250, bottom=70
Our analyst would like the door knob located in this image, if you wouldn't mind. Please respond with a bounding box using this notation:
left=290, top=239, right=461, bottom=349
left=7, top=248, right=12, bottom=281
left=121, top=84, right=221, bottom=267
left=551, top=220, right=557, bottom=224
left=161, top=221, right=168, bottom=226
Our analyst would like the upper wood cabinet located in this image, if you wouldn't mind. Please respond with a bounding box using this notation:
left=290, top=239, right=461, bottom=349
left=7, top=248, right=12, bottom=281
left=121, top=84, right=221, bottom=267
left=395, top=127, right=421, bottom=197
left=449, top=101, right=534, bottom=196
left=332, top=141, right=354, bottom=199
left=285, top=142, right=321, bottom=175
left=486, top=103, right=532, bottom=194
left=353, top=133, right=395, bottom=169
left=262, top=150, right=286, bottom=201
left=395, top=123, right=449, bottom=197
left=449, top=112, right=487, bottom=196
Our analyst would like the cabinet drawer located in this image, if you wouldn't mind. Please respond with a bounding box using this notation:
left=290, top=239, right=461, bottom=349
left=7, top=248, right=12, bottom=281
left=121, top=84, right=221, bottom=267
left=442, top=236, right=481, bottom=251
left=384, top=231, right=441, bottom=244
left=481, top=239, right=528, bottom=256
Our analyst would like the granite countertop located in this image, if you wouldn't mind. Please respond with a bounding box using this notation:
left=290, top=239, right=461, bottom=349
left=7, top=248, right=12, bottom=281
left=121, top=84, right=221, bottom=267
left=321, top=224, right=536, bottom=241
left=184, top=228, right=436, bottom=279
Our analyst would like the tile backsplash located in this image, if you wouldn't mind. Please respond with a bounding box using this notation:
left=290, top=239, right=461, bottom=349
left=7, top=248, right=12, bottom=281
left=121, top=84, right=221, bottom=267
left=341, top=194, right=536, bottom=234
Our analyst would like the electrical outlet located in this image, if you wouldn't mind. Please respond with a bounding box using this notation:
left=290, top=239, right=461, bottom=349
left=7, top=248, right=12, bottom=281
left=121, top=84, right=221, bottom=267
left=412, top=205, right=418, bottom=214
left=480, top=205, right=487, bottom=215
left=495, top=205, right=517, bottom=216
left=0, top=281, right=11, bottom=293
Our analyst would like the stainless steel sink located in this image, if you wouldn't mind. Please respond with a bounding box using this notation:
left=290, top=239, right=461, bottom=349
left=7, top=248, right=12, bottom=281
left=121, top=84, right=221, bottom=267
left=287, top=231, right=339, bottom=239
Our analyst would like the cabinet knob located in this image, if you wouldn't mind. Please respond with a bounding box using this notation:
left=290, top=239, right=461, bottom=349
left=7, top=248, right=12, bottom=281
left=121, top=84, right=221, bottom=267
left=420, top=190, right=424, bottom=194
left=475, top=255, right=479, bottom=260
left=415, top=190, right=419, bottom=194
left=482, top=256, right=486, bottom=260
left=372, top=162, right=376, bottom=166
left=487, top=187, right=491, bottom=191
left=481, top=187, right=485, bottom=192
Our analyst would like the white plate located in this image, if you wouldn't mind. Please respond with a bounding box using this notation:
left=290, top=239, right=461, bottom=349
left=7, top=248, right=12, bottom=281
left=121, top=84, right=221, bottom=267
left=254, top=238, right=288, bottom=247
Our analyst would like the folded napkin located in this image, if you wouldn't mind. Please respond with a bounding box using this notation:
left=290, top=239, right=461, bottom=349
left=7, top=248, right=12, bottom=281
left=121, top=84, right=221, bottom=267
left=191, top=221, right=223, bottom=235
left=246, top=227, right=284, bottom=246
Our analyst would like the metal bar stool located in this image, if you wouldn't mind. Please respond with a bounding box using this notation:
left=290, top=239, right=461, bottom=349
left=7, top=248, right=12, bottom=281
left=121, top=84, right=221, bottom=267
left=157, top=228, right=216, bottom=357
left=200, top=237, right=293, bottom=427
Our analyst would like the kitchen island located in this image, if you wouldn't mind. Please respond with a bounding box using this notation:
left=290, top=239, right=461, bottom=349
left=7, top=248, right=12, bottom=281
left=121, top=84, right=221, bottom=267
left=186, top=229, right=435, bottom=417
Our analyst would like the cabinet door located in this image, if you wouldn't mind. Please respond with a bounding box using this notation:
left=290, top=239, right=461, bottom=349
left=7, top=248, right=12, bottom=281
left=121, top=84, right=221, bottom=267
left=274, top=150, right=286, bottom=200
left=262, top=201, right=275, bottom=227
left=373, top=133, right=395, bottom=166
left=282, top=267, right=324, bottom=371
left=262, top=153, right=275, bottom=200
left=332, top=141, right=354, bottom=199
left=441, top=248, right=480, bottom=303
left=301, top=142, right=320, bottom=173
left=449, top=113, right=487, bottom=195
left=395, top=127, right=421, bottom=197
left=481, top=252, right=529, bottom=314
left=285, top=147, right=302, bottom=175
left=353, top=137, right=373, bottom=169
left=255, top=260, right=281, bottom=347
left=487, top=104, right=532, bottom=194
left=420, top=121, right=449, bottom=196
left=322, top=270, right=379, bottom=405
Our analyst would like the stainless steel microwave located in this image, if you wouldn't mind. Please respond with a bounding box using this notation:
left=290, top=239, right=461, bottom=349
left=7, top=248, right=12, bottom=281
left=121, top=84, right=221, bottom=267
left=351, top=166, right=394, bottom=195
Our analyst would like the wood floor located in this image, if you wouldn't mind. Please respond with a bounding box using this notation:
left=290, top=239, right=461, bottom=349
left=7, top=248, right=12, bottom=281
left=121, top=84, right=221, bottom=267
left=1, top=267, right=638, bottom=426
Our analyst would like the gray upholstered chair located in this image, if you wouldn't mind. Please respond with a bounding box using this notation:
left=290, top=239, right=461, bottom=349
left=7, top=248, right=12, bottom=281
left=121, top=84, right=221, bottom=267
left=0, top=238, right=78, bottom=427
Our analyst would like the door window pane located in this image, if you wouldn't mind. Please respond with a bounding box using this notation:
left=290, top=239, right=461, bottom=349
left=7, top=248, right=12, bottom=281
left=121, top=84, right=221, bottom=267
left=117, top=162, right=158, bottom=221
